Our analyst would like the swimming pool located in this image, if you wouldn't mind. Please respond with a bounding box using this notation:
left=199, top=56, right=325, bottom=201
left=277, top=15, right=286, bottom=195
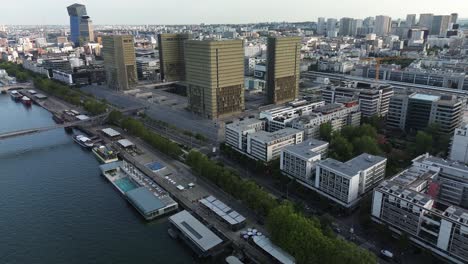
left=115, top=177, right=138, bottom=193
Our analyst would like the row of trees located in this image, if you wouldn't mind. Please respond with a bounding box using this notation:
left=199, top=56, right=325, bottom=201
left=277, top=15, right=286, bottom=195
left=109, top=111, right=183, bottom=159
left=186, top=149, right=377, bottom=264
left=0, top=62, right=107, bottom=116
left=33, top=77, right=107, bottom=115
left=0, top=61, right=30, bottom=82
left=267, top=204, right=377, bottom=264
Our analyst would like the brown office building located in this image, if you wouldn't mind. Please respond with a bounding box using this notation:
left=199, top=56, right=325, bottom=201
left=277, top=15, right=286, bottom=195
left=102, top=35, right=138, bottom=90
left=158, top=33, right=191, bottom=82
left=266, top=36, right=301, bottom=105
left=185, top=39, right=245, bottom=120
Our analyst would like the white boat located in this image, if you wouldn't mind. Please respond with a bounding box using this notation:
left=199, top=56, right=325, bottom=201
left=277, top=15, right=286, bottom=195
left=73, top=135, right=94, bottom=149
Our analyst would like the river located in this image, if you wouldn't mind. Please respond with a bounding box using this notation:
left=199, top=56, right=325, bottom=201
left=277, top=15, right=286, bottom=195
left=0, top=94, right=195, bottom=263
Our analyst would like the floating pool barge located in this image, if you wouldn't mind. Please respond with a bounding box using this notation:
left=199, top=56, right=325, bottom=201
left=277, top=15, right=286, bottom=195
left=99, top=160, right=178, bottom=220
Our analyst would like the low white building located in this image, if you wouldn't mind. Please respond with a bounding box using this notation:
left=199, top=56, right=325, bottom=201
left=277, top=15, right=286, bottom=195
left=247, top=128, right=304, bottom=162
left=315, top=153, right=387, bottom=207
left=450, top=123, right=468, bottom=164
left=225, top=118, right=266, bottom=152
left=280, top=139, right=329, bottom=185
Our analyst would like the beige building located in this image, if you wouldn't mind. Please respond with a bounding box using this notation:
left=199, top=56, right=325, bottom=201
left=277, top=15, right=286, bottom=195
left=185, top=39, right=245, bottom=120
left=266, top=36, right=301, bottom=105
left=157, top=33, right=191, bottom=82
left=102, top=35, right=137, bottom=91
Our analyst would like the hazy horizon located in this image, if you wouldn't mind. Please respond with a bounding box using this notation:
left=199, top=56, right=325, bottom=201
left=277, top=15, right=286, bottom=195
left=1, top=0, right=466, bottom=25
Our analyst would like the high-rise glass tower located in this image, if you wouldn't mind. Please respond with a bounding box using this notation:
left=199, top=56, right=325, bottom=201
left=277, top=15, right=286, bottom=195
left=67, top=3, right=93, bottom=46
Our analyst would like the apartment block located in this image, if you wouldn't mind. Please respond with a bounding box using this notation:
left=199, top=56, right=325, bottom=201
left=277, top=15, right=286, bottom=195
left=321, top=82, right=394, bottom=117
left=157, top=33, right=191, bottom=82
left=266, top=36, right=301, bottom=104
left=247, top=128, right=303, bottom=162
left=102, top=35, right=137, bottom=91
left=387, top=92, right=466, bottom=134
left=372, top=154, right=468, bottom=264
left=185, top=39, right=245, bottom=120
left=280, top=139, right=329, bottom=185
left=259, top=100, right=325, bottom=132
left=291, top=102, right=361, bottom=139
left=315, top=154, right=387, bottom=207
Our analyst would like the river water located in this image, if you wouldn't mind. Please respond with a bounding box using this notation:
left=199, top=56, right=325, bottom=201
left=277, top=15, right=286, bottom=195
left=0, top=94, right=195, bottom=263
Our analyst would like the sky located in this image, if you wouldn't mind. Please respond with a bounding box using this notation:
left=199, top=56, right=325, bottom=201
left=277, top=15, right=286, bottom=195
left=1, top=0, right=467, bottom=25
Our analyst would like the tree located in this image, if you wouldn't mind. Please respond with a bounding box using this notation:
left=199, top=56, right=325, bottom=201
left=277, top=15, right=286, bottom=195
left=352, top=136, right=382, bottom=156
left=329, top=134, right=354, bottom=161
left=414, top=131, right=433, bottom=155
left=319, top=122, right=333, bottom=141
left=108, top=110, right=123, bottom=125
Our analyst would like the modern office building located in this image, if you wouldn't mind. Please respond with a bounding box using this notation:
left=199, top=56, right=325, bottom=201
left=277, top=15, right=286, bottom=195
left=225, top=118, right=266, bottom=152
left=419, top=13, right=434, bottom=29
left=371, top=154, right=468, bottom=264
left=451, top=13, right=459, bottom=24
left=316, top=153, right=387, bottom=208
left=157, top=33, right=191, bottom=82
left=136, top=57, right=159, bottom=80
left=406, top=14, right=417, bottom=27
left=387, top=92, right=466, bottom=134
left=326, top=18, right=338, bottom=35
left=67, top=3, right=94, bottom=46
left=102, top=35, right=138, bottom=91
left=281, top=139, right=328, bottom=185
left=317, top=17, right=326, bottom=35
left=339, top=18, right=354, bottom=36
left=266, top=36, right=301, bottom=105
left=374, top=15, right=392, bottom=36
left=431, top=15, right=451, bottom=37
left=185, top=39, right=245, bottom=120
left=321, top=82, right=394, bottom=117
left=450, top=123, right=468, bottom=164
left=247, top=128, right=304, bottom=162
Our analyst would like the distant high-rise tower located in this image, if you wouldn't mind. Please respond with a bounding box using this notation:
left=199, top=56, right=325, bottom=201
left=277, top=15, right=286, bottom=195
left=266, top=36, right=301, bottom=105
left=102, top=35, right=138, bottom=91
left=326, top=18, right=338, bottom=35
left=157, top=33, right=191, bottom=82
left=374, top=15, right=392, bottom=36
left=406, top=14, right=417, bottom=27
left=317, top=17, right=326, bottom=35
left=431, top=15, right=451, bottom=37
left=67, top=3, right=94, bottom=46
left=185, top=39, right=245, bottom=119
left=450, top=13, right=458, bottom=24
left=339, top=18, right=354, bottom=36
left=419, top=13, right=434, bottom=30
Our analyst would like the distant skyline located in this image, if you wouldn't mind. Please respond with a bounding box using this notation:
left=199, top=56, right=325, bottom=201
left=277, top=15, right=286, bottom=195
left=1, top=0, right=466, bottom=25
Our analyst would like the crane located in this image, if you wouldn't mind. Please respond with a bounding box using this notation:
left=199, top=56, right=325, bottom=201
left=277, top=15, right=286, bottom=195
left=360, top=56, right=404, bottom=81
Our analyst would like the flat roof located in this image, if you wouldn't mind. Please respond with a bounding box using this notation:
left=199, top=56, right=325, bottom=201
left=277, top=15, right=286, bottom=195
left=126, top=187, right=165, bottom=215
left=102, top=128, right=121, bottom=137
left=409, top=93, right=440, bottom=102
left=34, top=94, right=47, bottom=99
left=319, top=153, right=386, bottom=177
left=169, top=210, right=223, bottom=252
left=253, top=236, right=295, bottom=264
left=117, top=139, right=134, bottom=148
left=145, top=161, right=165, bottom=172
left=75, top=114, right=90, bottom=120
left=283, top=139, right=328, bottom=160
left=250, top=128, right=302, bottom=143
left=199, top=195, right=246, bottom=226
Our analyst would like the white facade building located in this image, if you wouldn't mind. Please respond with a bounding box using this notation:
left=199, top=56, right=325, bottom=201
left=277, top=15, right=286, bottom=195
left=316, top=154, right=387, bottom=207
left=247, top=128, right=304, bottom=162
left=450, top=123, right=468, bottom=164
